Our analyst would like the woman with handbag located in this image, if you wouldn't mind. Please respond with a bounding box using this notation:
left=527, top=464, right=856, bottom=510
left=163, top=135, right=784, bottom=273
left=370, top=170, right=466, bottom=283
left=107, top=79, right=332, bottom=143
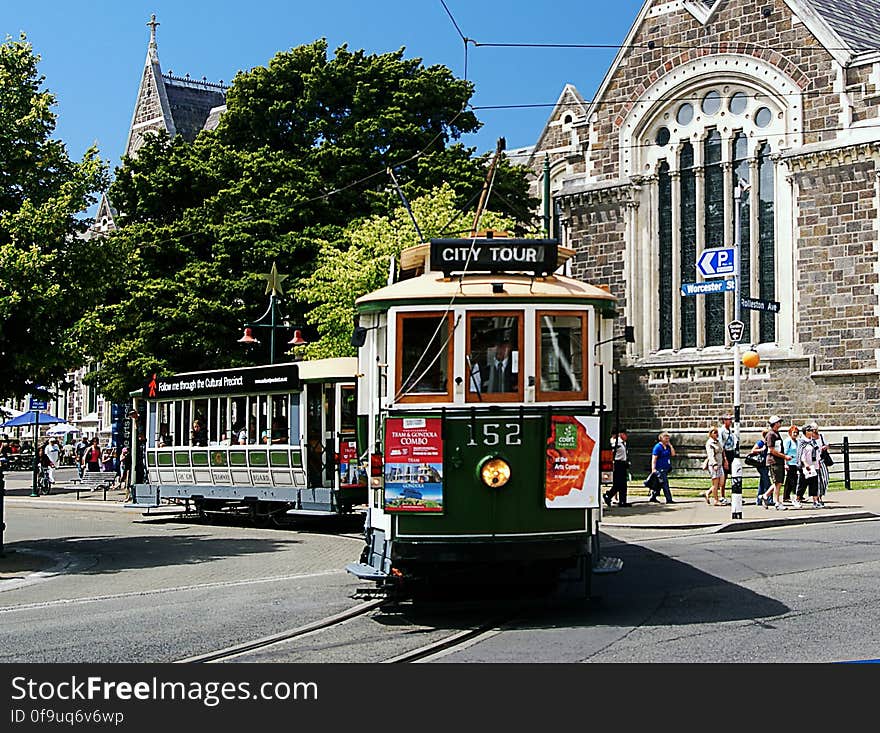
left=812, top=422, right=831, bottom=500
left=703, top=428, right=725, bottom=506
left=746, top=430, right=772, bottom=506
left=798, top=424, right=823, bottom=508
left=649, top=431, right=675, bottom=504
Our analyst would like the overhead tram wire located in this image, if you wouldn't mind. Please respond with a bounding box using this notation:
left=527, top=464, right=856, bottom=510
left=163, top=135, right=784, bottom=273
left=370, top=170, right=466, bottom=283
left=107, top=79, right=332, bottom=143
left=471, top=40, right=879, bottom=53
left=439, top=0, right=473, bottom=80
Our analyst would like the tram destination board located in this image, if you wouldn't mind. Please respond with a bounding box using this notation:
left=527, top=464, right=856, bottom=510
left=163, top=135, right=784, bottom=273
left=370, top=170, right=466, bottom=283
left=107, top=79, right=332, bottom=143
left=143, top=363, right=299, bottom=399
left=430, top=238, right=558, bottom=276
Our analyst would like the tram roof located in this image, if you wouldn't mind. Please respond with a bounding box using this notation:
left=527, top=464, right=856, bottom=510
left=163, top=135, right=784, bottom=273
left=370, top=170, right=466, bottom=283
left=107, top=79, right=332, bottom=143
left=296, top=357, right=358, bottom=382
left=356, top=273, right=617, bottom=313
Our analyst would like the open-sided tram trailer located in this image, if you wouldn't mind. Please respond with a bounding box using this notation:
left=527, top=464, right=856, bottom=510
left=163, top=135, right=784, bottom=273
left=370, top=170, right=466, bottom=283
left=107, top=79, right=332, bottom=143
left=129, top=357, right=367, bottom=519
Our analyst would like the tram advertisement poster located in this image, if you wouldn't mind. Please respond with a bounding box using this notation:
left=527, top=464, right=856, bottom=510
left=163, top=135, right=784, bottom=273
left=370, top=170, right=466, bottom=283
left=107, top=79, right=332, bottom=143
left=339, top=439, right=366, bottom=487
left=545, top=415, right=600, bottom=509
left=384, top=417, right=444, bottom=513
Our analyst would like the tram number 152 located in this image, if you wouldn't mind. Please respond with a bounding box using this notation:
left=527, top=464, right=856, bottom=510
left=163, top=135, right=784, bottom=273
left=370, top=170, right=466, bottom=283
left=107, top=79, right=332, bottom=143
left=467, top=422, right=522, bottom=447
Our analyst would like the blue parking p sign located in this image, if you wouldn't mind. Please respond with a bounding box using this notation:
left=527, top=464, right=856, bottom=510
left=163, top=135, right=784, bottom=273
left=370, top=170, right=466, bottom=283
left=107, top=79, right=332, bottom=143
left=697, top=247, right=736, bottom=278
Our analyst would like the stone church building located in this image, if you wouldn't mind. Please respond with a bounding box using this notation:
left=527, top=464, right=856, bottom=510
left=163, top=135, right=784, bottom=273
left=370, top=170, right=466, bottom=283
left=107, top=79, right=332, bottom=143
left=526, top=0, right=880, bottom=448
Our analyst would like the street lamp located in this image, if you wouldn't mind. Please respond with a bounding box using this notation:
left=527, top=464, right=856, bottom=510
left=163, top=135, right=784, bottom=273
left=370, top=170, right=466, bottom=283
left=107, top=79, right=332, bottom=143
left=237, top=262, right=302, bottom=365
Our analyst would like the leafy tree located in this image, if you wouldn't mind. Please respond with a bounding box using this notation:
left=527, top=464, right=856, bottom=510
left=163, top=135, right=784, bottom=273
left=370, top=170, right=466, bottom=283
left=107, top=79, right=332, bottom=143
left=298, top=184, right=515, bottom=359
left=87, top=40, right=534, bottom=401
left=0, top=35, right=108, bottom=398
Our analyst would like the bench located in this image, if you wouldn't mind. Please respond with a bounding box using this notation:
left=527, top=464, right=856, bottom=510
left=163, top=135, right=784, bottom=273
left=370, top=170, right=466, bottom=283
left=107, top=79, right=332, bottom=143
left=74, top=471, right=115, bottom=499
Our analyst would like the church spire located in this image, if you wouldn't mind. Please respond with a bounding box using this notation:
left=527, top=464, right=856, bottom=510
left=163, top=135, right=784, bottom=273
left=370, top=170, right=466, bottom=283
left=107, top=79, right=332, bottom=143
left=147, top=14, right=160, bottom=54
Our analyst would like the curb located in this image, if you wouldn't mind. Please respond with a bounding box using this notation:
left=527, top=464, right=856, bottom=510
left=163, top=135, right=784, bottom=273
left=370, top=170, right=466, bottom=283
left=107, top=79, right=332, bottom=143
left=714, top=511, right=878, bottom=533
left=603, top=510, right=879, bottom=532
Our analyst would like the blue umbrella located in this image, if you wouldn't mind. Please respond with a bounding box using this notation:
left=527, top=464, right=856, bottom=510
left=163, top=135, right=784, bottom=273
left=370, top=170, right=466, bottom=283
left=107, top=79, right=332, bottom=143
left=0, top=410, right=66, bottom=428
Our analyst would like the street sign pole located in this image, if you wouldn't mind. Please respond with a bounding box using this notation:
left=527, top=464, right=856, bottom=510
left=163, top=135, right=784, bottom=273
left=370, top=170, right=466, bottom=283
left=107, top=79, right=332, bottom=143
left=731, top=184, right=746, bottom=518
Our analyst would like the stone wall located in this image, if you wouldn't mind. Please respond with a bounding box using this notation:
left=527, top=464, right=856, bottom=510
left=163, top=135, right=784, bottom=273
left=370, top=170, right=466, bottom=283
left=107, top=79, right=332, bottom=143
left=790, top=157, right=880, bottom=371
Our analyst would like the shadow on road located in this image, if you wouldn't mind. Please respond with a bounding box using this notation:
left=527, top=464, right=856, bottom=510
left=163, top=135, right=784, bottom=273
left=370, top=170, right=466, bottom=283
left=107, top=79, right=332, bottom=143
left=4, top=533, right=303, bottom=575
left=371, top=532, right=789, bottom=632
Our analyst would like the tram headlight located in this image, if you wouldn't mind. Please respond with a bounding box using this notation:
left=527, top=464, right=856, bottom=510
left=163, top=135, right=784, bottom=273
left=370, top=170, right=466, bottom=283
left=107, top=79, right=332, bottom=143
left=479, top=457, right=511, bottom=488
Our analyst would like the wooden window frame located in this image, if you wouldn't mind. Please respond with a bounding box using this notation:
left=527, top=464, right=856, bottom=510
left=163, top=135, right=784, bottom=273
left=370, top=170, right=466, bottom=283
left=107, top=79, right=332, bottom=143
left=465, top=311, right=525, bottom=404
left=535, top=310, right=588, bottom=402
left=395, top=311, right=454, bottom=404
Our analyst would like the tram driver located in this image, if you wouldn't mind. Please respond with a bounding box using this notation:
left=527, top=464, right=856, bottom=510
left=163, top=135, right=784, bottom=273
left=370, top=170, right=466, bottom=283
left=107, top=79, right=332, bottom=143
left=469, top=325, right=517, bottom=395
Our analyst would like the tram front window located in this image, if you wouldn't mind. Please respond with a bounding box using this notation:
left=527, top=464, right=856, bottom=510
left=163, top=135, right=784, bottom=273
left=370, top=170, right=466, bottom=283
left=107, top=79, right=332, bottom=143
left=537, top=312, right=587, bottom=400
left=396, top=312, right=452, bottom=402
left=467, top=313, right=522, bottom=401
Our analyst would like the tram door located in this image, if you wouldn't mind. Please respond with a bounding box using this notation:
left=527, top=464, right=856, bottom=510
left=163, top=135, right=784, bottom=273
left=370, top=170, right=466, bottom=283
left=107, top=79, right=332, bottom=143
left=305, top=382, right=337, bottom=489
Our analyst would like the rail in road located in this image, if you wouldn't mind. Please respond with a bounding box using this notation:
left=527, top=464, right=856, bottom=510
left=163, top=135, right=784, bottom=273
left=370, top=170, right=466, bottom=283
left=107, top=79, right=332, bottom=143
left=176, top=595, right=549, bottom=664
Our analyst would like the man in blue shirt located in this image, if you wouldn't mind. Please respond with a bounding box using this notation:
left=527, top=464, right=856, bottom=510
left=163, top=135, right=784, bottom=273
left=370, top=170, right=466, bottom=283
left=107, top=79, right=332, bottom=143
left=649, top=430, right=675, bottom=503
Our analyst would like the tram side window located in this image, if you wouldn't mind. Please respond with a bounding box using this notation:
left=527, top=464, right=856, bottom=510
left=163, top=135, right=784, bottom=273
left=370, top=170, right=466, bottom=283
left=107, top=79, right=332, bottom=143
left=191, top=399, right=208, bottom=446
left=395, top=312, right=453, bottom=402
left=340, top=386, right=356, bottom=433
left=467, top=313, right=523, bottom=402
left=231, top=397, right=247, bottom=445
left=157, top=402, right=173, bottom=446
left=262, top=395, right=288, bottom=444
left=536, top=312, right=587, bottom=401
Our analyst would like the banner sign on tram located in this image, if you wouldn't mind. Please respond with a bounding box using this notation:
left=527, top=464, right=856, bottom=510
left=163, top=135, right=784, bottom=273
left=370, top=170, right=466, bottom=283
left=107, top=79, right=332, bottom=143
left=430, top=238, right=558, bottom=276
left=545, top=415, right=600, bottom=509
left=142, top=364, right=299, bottom=399
left=384, top=417, right=444, bottom=513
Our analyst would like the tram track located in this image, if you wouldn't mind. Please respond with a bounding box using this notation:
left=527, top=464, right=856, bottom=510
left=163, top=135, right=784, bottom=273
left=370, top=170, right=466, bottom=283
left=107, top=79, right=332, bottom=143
left=175, top=598, right=388, bottom=663
left=177, top=593, right=524, bottom=664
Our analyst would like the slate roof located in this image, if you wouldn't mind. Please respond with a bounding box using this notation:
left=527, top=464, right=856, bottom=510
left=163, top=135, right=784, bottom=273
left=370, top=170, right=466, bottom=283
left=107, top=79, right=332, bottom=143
left=803, top=0, right=880, bottom=52
left=162, top=74, right=227, bottom=142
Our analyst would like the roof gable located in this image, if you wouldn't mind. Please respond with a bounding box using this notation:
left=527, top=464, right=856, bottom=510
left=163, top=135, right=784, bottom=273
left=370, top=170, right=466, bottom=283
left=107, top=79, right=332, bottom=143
left=530, top=84, right=587, bottom=163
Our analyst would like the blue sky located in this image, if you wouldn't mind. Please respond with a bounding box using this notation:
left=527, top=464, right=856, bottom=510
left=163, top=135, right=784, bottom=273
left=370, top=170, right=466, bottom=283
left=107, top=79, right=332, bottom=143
left=3, top=0, right=644, bottom=168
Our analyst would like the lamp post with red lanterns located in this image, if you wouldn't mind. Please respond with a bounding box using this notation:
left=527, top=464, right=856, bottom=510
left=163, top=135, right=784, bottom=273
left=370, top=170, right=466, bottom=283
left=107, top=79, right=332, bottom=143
left=237, top=262, right=307, bottom=363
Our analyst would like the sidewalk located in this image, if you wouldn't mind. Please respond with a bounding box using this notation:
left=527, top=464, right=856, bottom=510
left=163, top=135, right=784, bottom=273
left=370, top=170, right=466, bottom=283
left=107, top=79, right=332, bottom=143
left=601, top=486, right=880, bottom=531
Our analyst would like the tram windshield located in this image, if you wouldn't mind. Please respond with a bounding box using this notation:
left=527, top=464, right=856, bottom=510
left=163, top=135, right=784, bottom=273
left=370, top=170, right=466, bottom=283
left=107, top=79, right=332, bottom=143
left=396, top=312, right=453, bottom=401
left=537, top=312, right=587, bottom=400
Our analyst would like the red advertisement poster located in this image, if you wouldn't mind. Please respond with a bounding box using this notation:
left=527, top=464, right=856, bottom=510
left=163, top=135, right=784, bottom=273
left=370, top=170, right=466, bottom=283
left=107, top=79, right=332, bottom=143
left=339, top=439, right=365, bottom=488
left=545, top=415, right=600, bottom=509
left=384, top=417, right=444, bottom=513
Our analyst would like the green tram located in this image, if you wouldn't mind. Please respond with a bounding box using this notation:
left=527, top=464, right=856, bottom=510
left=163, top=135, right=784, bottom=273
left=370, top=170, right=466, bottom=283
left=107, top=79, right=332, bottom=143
left=346, top=236, right=623, bottom=593
left=129, top=358, right=367, bottom=522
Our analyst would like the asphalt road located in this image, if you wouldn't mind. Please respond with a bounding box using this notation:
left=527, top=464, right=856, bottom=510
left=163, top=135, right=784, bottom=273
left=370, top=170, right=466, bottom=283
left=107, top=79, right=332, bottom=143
left=2, top=499, right=879, bottom=663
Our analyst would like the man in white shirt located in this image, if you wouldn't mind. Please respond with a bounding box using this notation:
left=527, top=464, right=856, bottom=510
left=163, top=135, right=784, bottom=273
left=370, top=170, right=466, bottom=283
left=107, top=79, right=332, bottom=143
left=603, top=428, right=630, bottom=507
left=44, top=437, right=61, bottom=485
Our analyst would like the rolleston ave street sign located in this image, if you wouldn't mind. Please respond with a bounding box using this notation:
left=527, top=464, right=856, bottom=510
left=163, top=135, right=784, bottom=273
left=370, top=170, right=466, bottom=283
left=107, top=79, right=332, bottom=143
left=727, top=320, right=745, bottom=342
left=697, top=247, right=736, bottom=278
left=681, top=279, right=736, bottom=296
left=740, top=296, right=781, bottom=313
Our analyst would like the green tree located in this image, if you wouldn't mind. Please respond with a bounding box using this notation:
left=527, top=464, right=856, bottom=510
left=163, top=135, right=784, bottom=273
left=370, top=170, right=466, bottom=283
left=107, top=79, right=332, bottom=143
left=0, top=35, right=108, bottom=398
left=87, top=40, right=534, bottom=401
left=298, top=184, right=515, bottom=359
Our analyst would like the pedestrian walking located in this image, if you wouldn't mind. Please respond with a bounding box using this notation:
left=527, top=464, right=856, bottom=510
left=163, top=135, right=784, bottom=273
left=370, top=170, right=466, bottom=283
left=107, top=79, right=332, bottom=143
left=747, top=430, right=772, bottom=505
left=648, top=430, right=675, bottom=504
left=798, top=424, right=823, bottom=508
left=703, top=427, right=725, bottom=506
left=782, top=425, right=802, bottom=508
left=603, top=428, right=630, bottom=508
left=82, top=437, right=102, bottom=474
left=44, top=437, right=61, bottom=486
left=812, top=422, right=831, bottom=499
left=75, top=436, right=87, bottom=478
left=718, top=414, right=737, bottom=502
left=765, top=416, right=788, bottom=511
